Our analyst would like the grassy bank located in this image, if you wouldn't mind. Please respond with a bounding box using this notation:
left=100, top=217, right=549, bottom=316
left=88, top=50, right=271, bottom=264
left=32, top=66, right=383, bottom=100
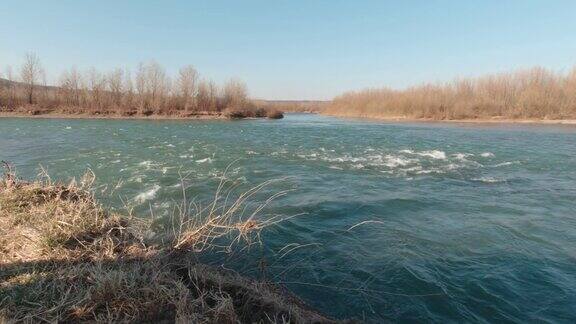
left=0, top=167, right=332, bottom=323
left=326, top=66, right=576, bottom=121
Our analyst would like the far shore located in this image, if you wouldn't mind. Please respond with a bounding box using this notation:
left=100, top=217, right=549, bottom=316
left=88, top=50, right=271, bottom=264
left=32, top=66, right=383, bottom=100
left=3, top=110, right=576, bottom=125
left=324, top=113, right=576, bottom=126
left=0, top=111, right=284, bottom=120
left=0, top=111, right=226, bottom=120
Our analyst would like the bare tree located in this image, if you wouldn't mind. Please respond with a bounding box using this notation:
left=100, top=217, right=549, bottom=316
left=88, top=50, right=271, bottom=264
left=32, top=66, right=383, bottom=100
left=209, top=81, right=219, bottom=111
left=146, top=61, right=169, bottom=111
left=177, top=65, right=198, bottom=112
left=59, top=67, right=82, bottom=106
left=197, top=79, right=220, bottom=112
left=223, top=78, right=248, bottom=108
left=40, top=69, right=49, bottom=102
left=135, top=62, right=148, bottom=113
left=86, top=67, right=106, bottom=110
left=123, top=68, right=134, bottom=111
left=4, top=55, right=263, bottom=117
left=20, top=53, right=43, bottom=104
left=196, top=80, right=211, bottom=111
left=107, top=68, right=124, bottom=107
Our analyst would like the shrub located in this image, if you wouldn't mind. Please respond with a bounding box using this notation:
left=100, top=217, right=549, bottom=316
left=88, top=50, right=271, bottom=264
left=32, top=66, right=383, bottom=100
left=224, top=107, right=250, bottom=119
left=266, top=110, right=284, bottom=119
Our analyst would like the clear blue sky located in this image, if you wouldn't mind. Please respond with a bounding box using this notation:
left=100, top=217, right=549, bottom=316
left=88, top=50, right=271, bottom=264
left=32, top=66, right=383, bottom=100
left=1, top=1, right=576, bottom=100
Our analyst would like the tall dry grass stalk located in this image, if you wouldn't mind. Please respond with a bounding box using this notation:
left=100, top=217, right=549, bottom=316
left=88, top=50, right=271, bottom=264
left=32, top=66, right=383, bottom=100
left=0, top=165, right=333, bottom=323
left=327, top=67, right=576, bottom=120
left=171, top=166, right=296, bottom=253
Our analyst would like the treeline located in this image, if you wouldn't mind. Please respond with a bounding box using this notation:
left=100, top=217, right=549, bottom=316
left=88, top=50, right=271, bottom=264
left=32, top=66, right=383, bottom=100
left=0, top=53, right=282, bottom=118
left=327, top=67, right=576, bottom=120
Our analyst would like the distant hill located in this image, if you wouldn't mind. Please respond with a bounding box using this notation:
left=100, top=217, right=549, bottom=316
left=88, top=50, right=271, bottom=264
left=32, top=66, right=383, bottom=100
left=0, top=78, right=12, bottom=87
left=0, top=77, right=57, bottom=90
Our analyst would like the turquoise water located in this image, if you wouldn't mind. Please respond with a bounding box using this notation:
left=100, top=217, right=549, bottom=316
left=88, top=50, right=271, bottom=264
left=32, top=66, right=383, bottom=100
left=1, top=114, right=575, bottom=322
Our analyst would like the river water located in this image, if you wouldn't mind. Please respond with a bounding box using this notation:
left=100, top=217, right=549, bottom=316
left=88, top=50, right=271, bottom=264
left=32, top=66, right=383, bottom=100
left=1, top=114, right=575, bottom=322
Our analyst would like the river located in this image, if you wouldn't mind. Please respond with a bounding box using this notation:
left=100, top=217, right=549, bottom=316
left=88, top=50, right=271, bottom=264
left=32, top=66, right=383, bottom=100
left=1, top=113, right=575, bottom=322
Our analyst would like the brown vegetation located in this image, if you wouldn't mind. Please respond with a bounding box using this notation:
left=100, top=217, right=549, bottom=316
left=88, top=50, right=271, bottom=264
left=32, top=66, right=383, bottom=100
left=266, top=110, right=285, bottom=119
left=0, top=53, right=283, bottom=119
left=223, top=106, right=284, bottom=119
left=0, top=166, right=335, bottom=323
left=254, top=100, right=328, bottom=113
left=327, top=67, right=576, bottom=120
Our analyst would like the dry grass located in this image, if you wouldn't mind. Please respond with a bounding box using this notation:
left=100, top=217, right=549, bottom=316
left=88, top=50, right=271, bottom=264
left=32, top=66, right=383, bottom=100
left=0, top=168, right=144, bottom=264
left=0, top=165, right=336, bottom=323
left=170, top=168, right=294, bottom=254
left=327, top=66, right=576, bottom=120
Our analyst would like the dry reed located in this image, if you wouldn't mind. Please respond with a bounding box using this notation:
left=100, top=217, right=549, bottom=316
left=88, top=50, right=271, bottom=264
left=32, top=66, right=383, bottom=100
left=327, top=67, right=576, bottom=120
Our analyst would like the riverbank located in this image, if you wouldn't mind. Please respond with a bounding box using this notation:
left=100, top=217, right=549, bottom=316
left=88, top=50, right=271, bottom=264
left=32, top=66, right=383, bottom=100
left=0, top=111, right=227, bottom=120
left=0, top=169, right=331, bottom=323
left=0, top=109, right=284, bottom=120
left=326, top=66, right=576, bottom=123
left=323, top=113, right=576, bottom=125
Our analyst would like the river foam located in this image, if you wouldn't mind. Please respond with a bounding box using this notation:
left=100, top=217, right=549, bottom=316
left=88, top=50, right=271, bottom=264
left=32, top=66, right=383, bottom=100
left=293, top=147, right=494, bottom=177
left=196, top=157, right=213, bottom=163
left=134, top=184, right=161, bottom=203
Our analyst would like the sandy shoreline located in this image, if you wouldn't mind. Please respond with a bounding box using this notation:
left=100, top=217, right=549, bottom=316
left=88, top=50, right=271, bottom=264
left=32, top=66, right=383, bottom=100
left=323, top=113, right=576, bottom=126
